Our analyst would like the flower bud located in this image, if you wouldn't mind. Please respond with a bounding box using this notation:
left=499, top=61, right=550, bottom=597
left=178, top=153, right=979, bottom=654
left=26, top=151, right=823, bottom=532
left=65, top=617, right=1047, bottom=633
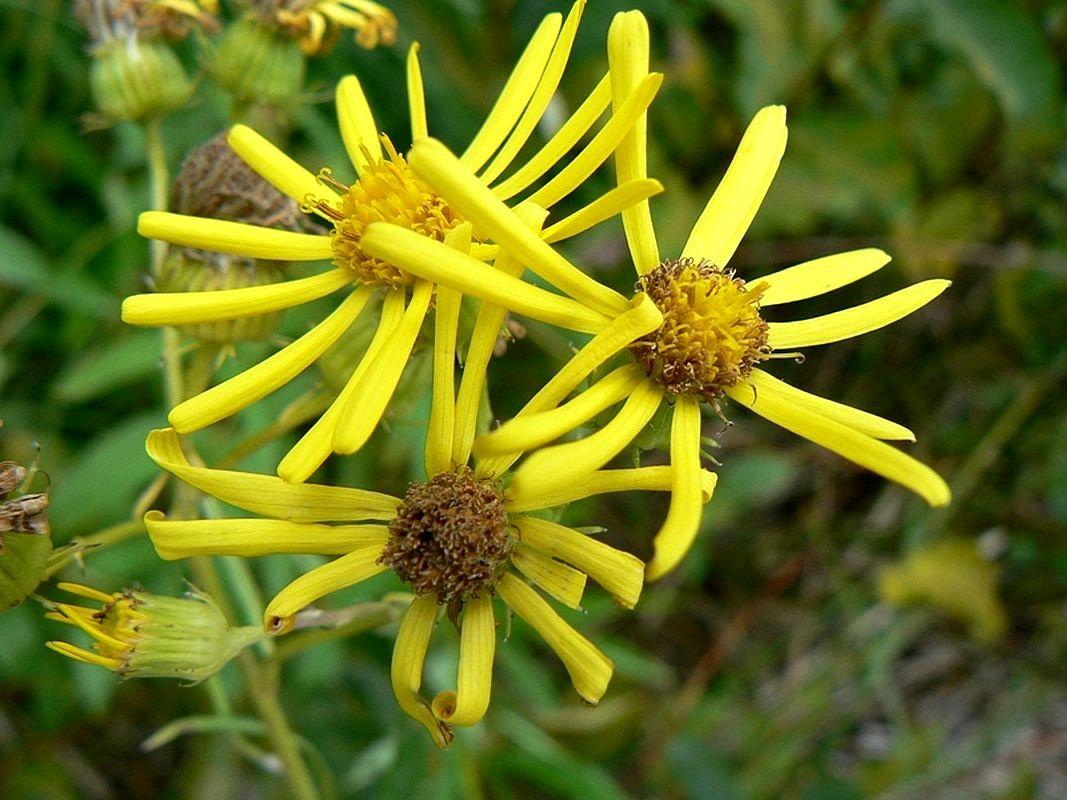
left=47, top=583, right=264, bottom=681
left=208, top=18, right=306, bottom=109
left=89, top=39, right=193, bottom=123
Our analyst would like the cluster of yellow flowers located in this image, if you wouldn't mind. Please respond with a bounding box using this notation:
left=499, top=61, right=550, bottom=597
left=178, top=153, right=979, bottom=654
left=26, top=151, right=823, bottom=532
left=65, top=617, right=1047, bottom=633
left=52, top=2, right=950, bottom=747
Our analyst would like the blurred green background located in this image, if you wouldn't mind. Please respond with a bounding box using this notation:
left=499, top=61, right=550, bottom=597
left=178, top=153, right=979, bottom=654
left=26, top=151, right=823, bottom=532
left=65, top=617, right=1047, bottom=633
left=2, top=0, right=1066, bottom=797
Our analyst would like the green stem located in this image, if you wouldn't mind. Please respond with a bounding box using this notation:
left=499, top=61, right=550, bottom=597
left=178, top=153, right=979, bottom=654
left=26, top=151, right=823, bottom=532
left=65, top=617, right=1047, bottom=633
left=144, top=116, right=169, bottom=277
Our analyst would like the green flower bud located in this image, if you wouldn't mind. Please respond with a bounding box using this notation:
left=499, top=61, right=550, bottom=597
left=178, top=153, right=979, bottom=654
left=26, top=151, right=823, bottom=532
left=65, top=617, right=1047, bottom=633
left=208, top=18, right=305, bottom=108
left=89, top=39, right=193, bottom=122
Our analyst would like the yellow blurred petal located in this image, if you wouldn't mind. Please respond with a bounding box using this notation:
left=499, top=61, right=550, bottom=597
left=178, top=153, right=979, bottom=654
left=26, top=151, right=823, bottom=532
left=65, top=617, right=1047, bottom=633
left=505, top=465, right=717, bottom=512
left=56, top=582, right=116, bottom=604
left=228, top=124, right=334, bottom=204
left=682, top=105, right=787, bottom=268
left=406, top=43, right=428, bottom=141
left=122, top=268, right=349, bottom=326
left=746, top=369, right=914, bottom=441
left=453, top=205, right=547, bottom=466
left=264, top=543, right=389, bottom=632
left=360, top=223, right=612, bottom=334
left=515, top=516, right=644, bottom=608
left=508, top=379, right=664, bottom=503
left=758, top=248, right=891, bottom=306
left=169, top=287, right=373, bottom=432
left=497, top=573, right=613, bottom=704
left=475, top=364, right=644, bottom=458
left=478, top=1, right=584, bottom=185
left=407, top=138, right=630, bottom=318
left=475, top=293, right=663, bottom=479
left=431, top=595, right=495, bottom=726
left=137, top=212, right=334, bottom=262
left=55, top=604, right=129, bottom=649
left=607, top=10, right=659, bottom=275
left=336, top=74, right=383, bottom=173
left=146, top=428, right=399, bottom=521
left=768, top=279, right=951, bottom=349
left=542, top=179, right=663, bottom=244
left=486, top=72, right=611, bottom=200
left=525, top=73, right=663, bottom=211
left=511, top=544, right=587, bottom=609
left=278, top=287, right=405, bottom=483
left=646, top=397, right=706, bottom=581
left=46, top=641, right=122, bottom=671
left=144, top=510, right=389, bottom=559
left=726, top=379, right=951, bottom=506
left=459, top=11, right=562, bottom=174
left=333, top=280, right=433, bottom=454
left=391, top=595, right=453, bottom=747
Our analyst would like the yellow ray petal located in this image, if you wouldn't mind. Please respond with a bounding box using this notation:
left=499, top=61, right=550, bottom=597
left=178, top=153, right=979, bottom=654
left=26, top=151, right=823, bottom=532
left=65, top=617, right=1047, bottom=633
left=431, top=595, right=495, bottom=727
left=475, top=293, right=663, bottom=479
left=497, top=572, right=613, bottom=704
left=477, top=1, right=584, bottom=185
left=122, top=268, right=349, bottom=326
left=146, top=428, right=399, bottom=521
left=137, top=212, right=334, bottom=262
left=726, top=379, right=951, bottom=506
left=682, top=105, right=787, bottom=268
left=228, top=124, right=335, bottom=205
left=459, top=11, right=562, bottom=173
left=607, top=9, right=659, bottom=275
left=768, top=279, right=951, bottom=349
left=507, top=379, right=664, bottom=504
left=746, top=368, right=914, bottom=440
left=505, top=465, right=717, bottom=512
left=359, top=223, right=612, bottom=333
left=169, top=287, right=373, bottom=433
left=486, top=72, right=610, bottom=200
left=144, top=510, right=389, bottom=559
left=510, top=544, right=587, bottom=610
left=54, top=605, right=129, bottom=649
left=406, top=138, right=630, bottom=318
left=453, top=205, right=547, bottom=466
left=406, top=43, right=428, bottom=141
left=646, top=397, right=706, bottom=581
left=264, top=543, right=389, bottom=633
left=333, top=279, right=434, bottom=455
left=46, top=641, right=123, bottom=671
left=278, top=286, right=406, bottom=483
left=758, top=248, right=891, bottom=306
left=524, top=73, right=663, bottom=211
left=475, top=364, right=645, bottom=458
left=542, top=179, right=663, bottom=244
left=515, top=516, right=644, bottom=608
left=56, top=582, right=116, bottom=604
left=336, top=74, right=383, bottom=173
left=392, top=595, right=452, bottom=747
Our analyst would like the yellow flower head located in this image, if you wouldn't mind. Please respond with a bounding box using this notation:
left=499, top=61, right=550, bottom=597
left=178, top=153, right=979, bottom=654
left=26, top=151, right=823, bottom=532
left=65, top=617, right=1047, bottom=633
left=355, top=11, right=951, bottom=582
left=46, top=582, right=263, bottom=680
left=123, top=0, right=666, bottom=483
left=271, top=0, right=398, bottom=54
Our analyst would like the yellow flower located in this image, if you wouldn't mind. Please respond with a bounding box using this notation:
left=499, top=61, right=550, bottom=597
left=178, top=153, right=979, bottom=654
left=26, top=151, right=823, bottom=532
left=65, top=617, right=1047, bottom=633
left=273, top=0, right=397, bottom=54
left=123, top=0, right=665, bottom=483
left=140, top=412, right=713, bottom=743
left=46, top=582, right=263, bottom=680
left=356, top=12, right=951, bottom=581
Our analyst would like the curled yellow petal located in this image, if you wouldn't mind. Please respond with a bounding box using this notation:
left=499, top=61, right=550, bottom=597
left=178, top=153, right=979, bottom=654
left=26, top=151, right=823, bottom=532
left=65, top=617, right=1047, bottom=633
left=144, top=510, right=388, bottom=559
left=510, top=544, right=586, bottom=610
left=758, top=248, right=891, bottom=306
left=228, top=124, right=334, bottom=205
left=431, top=595, right=495, bottom=727
left=391, top=595, right=453, bottom=747
left=497, top=573, right=613, bottom=705
left=146, top=428, right=399, bottom=521
left=646, top=397, right=706, bottom=581
left=137, top=212, right=334, bottom=262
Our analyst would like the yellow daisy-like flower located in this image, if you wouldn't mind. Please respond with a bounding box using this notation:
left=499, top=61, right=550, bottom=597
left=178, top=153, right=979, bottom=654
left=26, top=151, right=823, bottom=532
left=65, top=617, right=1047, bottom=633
left=46, top=582, right=263, bottom=680
left=273, top=0, right=397, bottom=54
left=123, top=0, right=665, bottom=483
left=141, top=265, right=713, bottom=745
left=356, top=12, right=951, bottom=581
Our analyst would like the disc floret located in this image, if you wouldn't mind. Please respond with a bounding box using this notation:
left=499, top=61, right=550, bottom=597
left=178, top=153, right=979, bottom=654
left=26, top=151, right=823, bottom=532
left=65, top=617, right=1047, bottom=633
left=381, top=468, right=510, bottom=604
left=309, top=137, right=464, bottom=287
left=631, top=258, right=771, bottom=401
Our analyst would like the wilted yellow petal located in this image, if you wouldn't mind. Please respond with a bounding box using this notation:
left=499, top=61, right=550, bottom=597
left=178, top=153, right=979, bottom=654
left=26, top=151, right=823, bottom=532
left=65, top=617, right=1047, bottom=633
left=497, top=573, right=613, bottom=704
left=768, top=279, right=951, bottom=349
left=391, top=595, right=453, bottom=747
left=682, top=105, right=787, bottom=268
left=758, top=249, right=891, bottom=306
left=145, top=510, right=389, bottom=559
left=228, top=124, right=334, bottom=204
left=46, top=641, right=123, bottom=671
left=646, top=397, right=706, bottom=581
left=336, top=75, right=383, bottom=172
left=726, top=379, right=951, bottom=506
left=510, top=544, right=587, bottom=609
left=137, top=212, right=334, bottom=262
left=146, top=428, right=399, bottom=521
left=431, top=595, right=495, bottom=726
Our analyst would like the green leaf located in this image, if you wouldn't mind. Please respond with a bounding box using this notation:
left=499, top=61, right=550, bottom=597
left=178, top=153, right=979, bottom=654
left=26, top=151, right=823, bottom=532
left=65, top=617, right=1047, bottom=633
left=0, top=532, right=52, bottom=610
left=52, top=330, right=162, bottom=403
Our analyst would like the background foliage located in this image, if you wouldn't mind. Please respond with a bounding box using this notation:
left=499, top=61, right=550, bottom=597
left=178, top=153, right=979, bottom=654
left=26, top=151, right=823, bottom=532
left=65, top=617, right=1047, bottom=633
left=2, top=0, right=1066, bottom=797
